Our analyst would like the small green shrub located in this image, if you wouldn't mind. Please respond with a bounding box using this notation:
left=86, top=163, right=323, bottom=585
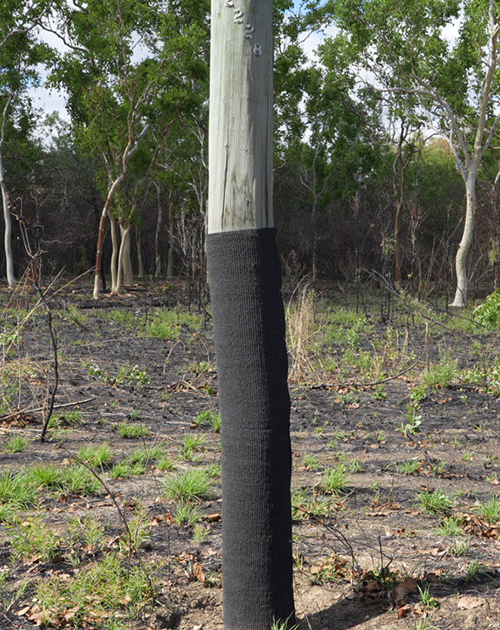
left=1, top=435, right=28, bottom=454
left=173, top=501, right=200, bottom=526
left=10, top=518, right=62, bottom=562
left=418, top=489, right=453, bottom=514
left=436, top=516, right=464, bottom=536
left=422, top=357, right=458, bottom=389
left=164, top=469, right=214, bottom=502
left=77, top=443, right=113, bottom=468
left=157, top=457, right=176, bottom=472
left=53, top=409, right=83, bottom=426
left=146, top=309, right=202, bottom=340
left=35, top=553, right=153, bottom=625
left=61, top=466, right=101, bottom=496
left=478, top=496, right=500, bottom=524
left=67, top=516, right=106, bottom=551
left=397, top=460, right=422, bottom=475
left=320, top=465, right=349, bottom=495
left=0, top=471, right=38, bottom=508
left=474, top=291, right=500, bottom=327
left=181, top=435, right=206, bottom=461
left=116, top=363, right=150, bottom=386
left=302, top=455, right=321, bottom=470
left=110, top=461, right=146, bottom=479
left=119, top=422, right=150, bottom=439
left=28, top=464, right=65, bottom=489
left=195, top=410, right=221, bottom=433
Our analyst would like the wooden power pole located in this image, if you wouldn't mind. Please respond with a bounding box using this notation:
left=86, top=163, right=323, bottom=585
left=207, top=0, right=296, bottom=628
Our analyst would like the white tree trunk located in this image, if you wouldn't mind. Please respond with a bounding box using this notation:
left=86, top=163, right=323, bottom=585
left=0, top=174, right=15, bottom=288
left=166, top=191, right=175, bottom=279
left=109, top=211, right=119, bottom=294
left=0, top=94, right=15, bottom=289
left=93, top=175, right=124, bottom=299
left=136, top=227, right=145, bottom=279
left=154, top=184, right=163, bottom=277
left=208, top=0, right=274, bottom=233
left=450, top=174, right=477, bottom=307
left=121, top=223, right=133, bottom=286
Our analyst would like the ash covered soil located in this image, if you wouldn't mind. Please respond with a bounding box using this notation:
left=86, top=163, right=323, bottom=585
left=0, top=281, right=499, bottom=630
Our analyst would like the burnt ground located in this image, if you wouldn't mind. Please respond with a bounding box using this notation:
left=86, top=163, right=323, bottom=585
left=0, top=280, right=499, bottom=630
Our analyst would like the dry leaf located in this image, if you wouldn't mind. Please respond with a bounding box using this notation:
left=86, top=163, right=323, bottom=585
left=205, top=512, right=221, bottom=523
left=193, top=562, right=206, bottom=583
left=397, top=604, right=412, bottom=618
left=388, top=577, right=418, bottom=604
left=368, top=511, right=389, bottom=518
left=457, top=596, right=483, bottom=610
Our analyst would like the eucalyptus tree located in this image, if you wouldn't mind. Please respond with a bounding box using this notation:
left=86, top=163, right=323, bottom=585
left=207, top=0, right=295, bottom=627
left=50, top=0, right=209, bottom=298
left=0, top=0, right=52, bottom=287
left=332, top=0, right=500, bottom=306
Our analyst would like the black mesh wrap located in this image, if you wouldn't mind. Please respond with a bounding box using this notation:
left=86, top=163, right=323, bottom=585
left=207, top=228, right=295, bottom=629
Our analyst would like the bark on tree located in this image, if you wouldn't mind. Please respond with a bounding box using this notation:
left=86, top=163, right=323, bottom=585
left=451, top=175, right=477, bottom=306
left=93, top=126, right=149, bottom=299
left=109, top=210, right=118, bottom=295
left=0, top=161, right=15, bottom=289
left=391, top=121, right=416, bottom=293
left=136, top=227, right=145, bottom=279
left=207, top=1, right=295, bottom=628
left=166, top=190, right=175, bottom=280
left=113, top=222, right=132, bottom=294
left=154, top=182, right=163, bottom=277
left=0, top=93, right=15, bottom=288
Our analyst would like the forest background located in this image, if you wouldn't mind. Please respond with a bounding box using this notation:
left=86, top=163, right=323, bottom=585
left=1, top=0, right=499, bottom=305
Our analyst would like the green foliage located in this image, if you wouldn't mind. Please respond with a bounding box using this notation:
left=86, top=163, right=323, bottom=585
left=302, top=455, right=321, bottom=470
left=61, top=465, right=101, bottom=496
left=465, top=559, right=492, bottom=583
left=478, top=496, right=500, bottom=524
left=118, top=422, right=150, bottom=439
left=10, top=518, right=62, bottom=562
left=474, top=291, right=500, bottom=328
left=67, top=516, right=106, bottom=552
left=181, top=435, right=206, bottom=461
left=146, top=309, right=202, bottom=340
left=1, top=434, right=28, bottom=454
left=397, top=460, right=422, bottom=475
left=320, top=464, right=349, bottom=495
left=462, top=359, right=500, bottom=395
left=164, top=469, right=214, bottom=502
left=122, top=507, right=151, bottom=553
left=50, top=409, right=83, bottom=428
left=0, top=471, right=38, bottom=508
left=35, top=553, right=154, bottom=625
left=410, top=384, right=428, bottom=404
left=292, top=488, right=333, bottom=521
left=436, top=516, right=464, bottom=537
left=396, top=405, right=422, bottom=438
left=77, top=443, right=113, bottom=468
left=23, top=464, right=100, bottom=496
left=28, top=464, right=64, bottom=489
left=104, top=309, right=140, bottom=331
left=194, top=410, right=221, bottom=433
left=193, top=524, right=209, bottom=543
left=421, top=356, right=458, bottom=388
left=116, top=363, right=150, bottom=386
left=173, top=501, right=200, bottom=526
left=418, top=489, right=453, bottom=515
left=110, top=460, right=146, bottom=479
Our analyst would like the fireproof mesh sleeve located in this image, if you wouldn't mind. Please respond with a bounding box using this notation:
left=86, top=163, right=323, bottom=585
left=207, top=228, right=295, bottom=630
